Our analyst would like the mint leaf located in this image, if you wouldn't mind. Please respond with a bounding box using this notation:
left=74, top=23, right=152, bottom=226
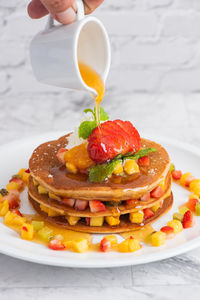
left=124, top=148, right=157, bottom=160
left=78, top=121, right=97, bottom=139
left=89, top=160, right=120, bottom=183
left=94, top=107, right=109, bottom=121
left=84, top=108, right=95, bottom=118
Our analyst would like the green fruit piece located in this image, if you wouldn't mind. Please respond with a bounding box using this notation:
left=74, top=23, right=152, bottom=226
left=195, top=203, right=200, bottom=216
left=38, top=226, right=53, bottom=242
left=179, top=206, right=190, bottom=215
left=170, top=163, right=175, bottom=172
left=173, top=212, right=183, bottom=222
left=31, top=220, right=44, bottom=231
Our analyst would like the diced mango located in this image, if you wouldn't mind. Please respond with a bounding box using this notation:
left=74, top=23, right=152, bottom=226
left=40, top=204, right=60, bottom=217
left=167, top=220, right=183, bottom=234
left=31, top=220, right=44, bottom=231
left=38, top=226, right=53, bottom=242
left=105, top=215, right=120, bottom=226
left=151, top=231, right=166, bottom=247
left=48, top=192, right=60, bottom=201
left=190, top=179, right=200, bottom=196
left=22, top=172, right=30, bottom=184
left=66, top=215, right=80, bottom=226
left=0, top=194, right=3, bottom=203
left=118, top=237, right=141, bottom=252
left=6, top=182, right=20, bottom=191
left=104, top=235, right=118, bottom=247
left=33, top=179, right=39, bottom=186
left=173, top=212, right=183, bottom=222
left=64, top=238, right=89, bottom=253
left=21, top=223, right=34, bottom=241
left=124, top=159, right=139, bottom=175
left=129, top=211, right=144, bottom=224
left=180, top=172, right=192, bottom=186
left=4, top=211, right=26, bottom=226
left=179, top=206, right=190, bottom=215
left=18, top=168, right=26, bottom=179
left=38, top=185, right=48, bottom=194
left=151, top=202, right=161, bottom=213
left=113, top=162, right=123, bottom=175
left=0, top=200, right=9, bottom=216
left=90, top=216, right=104, bottom=227
left=66, top=162, right=78, bottom=174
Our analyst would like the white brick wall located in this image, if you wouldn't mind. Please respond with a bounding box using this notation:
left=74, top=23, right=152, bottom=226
left=0, top=0, right=200, bottom=97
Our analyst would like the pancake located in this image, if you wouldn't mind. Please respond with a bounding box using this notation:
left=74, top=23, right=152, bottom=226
left=29, top=135, right=171, bottom=201
left=28, top=173, right=171, bottom=217
left=29, top=192, right=173, bottom=233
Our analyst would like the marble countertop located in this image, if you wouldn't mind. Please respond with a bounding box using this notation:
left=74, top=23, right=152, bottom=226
left=0, top=93, right=200, bottom=300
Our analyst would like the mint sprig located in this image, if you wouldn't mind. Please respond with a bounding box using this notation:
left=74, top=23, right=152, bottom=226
left=89, top=147, right=157, bottom=183
left=79, top=107, right=109, bottom=139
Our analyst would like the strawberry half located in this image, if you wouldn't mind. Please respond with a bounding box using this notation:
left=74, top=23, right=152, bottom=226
left=172, top=170, right=182, bottom=180
left=150, top=186, right=163, bottom=198
left=143, top=208, right=154, bottom=220
left=74, top=199, right=88, bottom=211
left=89, top=200, right=106, bottom=213
left=87, top=120, right=141, bottom=163
left=56, top=148, right=67, bottom=164
left=141, top=192, right=151, bottom=201
left=182, top=210, right=195, bottom=229
left=48, top=239, right=65, bottom=251
left=62, top=198, right=75, bottom=207
left=100, top=237, right=111, bottom=252
left=138, top=156, right=150, bottom=167
left=160, top=226, right=175, bottom=239
left=186, top=198, right=199, bottom=212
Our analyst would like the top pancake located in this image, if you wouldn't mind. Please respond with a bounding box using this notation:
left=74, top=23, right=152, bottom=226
left=29, top=134, right=171, bottom=201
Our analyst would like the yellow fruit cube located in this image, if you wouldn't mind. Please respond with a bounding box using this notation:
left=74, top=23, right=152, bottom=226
left=189, top=194, right=199, bottom=201
left=113, top=162, right=123, bottom=175
left=151, top=202, right=161, bottom=212
left=65, top=238, right=89, bottom=253
left=159, top=180, right=165, bottom=191
left=124, top=159, right=139, bottom=175
left=38, top=185, right=48, bottom=194
left=6, top=182, right=20, bottom=191
left=151, top=231, right=166, bottom=247
left=33, top=179, right=39, bottom=186
left=90, top=216, right=104, bottom=227
left=118, top=237, right=141, bottom=252
left=22, top=172, right=30, bottom=184
left=105, top=215, right=120, bottom=226
left=129, top=211, right=144, bottom=223
left=18, top=168, right=26, bottom=178
left=0, top=194, right=3, bottom=203
left=190, top=179, right=200, bottom=196
left=104, top=235, right=118, bottom=247
left=180, top=172, right=193, bottom=186
left=179, top=206, right=190, bottom=215
left=66, top=215, right=80, bottom=225
left=21, top=223, right=34, bottom=240
left=0, top=200, right=9, bottom=216
left=66, top=162, right=78, bottom=174
left=167, top=220, right=183, bottom=234
left=40, top=204, right=60, bottom=217
left=48, top=192, right=60, bottom=201
left=4, top=211, right=26, bottom=226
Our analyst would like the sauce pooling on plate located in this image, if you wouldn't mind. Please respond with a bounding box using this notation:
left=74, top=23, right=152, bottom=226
left=79, top=62, right=105, bottom=126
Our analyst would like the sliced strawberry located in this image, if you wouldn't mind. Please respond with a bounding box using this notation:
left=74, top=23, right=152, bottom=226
left=100, top=237, right=111, bottom=252
left=126, top=199, right=137, bottom=208
left=141, top=192, right=150, bottom=201
left=56, top=148, right=67, bottom=164
left=48, top=239, right=65, bottom=251
left=143, top=208, right=154, bottom=220
left=85, top=217, right=90, bottom=226
left=62, top=198, right=75, bottom=207
left=9, top=177, right=24, bottom=189
left=25, top=169, right=30, bottom=173
left=74, top=199, right=88, bottom=211
left=89, top=200, right=106, bottom=213
left=185, top=175, right=195, bottom=187
left=150, top=186, right=163, bottom=198
left=2, top=190, right=20, bottom=210
left=182, top=210, right=194, bottom=229
left=88, top=120, right=141, bottom=163
left=138, top=156, right=150, bottom=167
left=13, top=209, right=23, bottom=217
left=186, top=198, right=199, bottom=212
left=172, top=170, right=182, bottom=180
left=160, top=226, right=175, bottom=239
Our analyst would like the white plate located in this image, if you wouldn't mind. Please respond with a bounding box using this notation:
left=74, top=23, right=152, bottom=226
left=0, top=131, right=200, bottom=268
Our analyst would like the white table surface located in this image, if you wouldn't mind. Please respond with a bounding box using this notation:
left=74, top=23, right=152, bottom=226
left=0, top=93, right=200, bottom=300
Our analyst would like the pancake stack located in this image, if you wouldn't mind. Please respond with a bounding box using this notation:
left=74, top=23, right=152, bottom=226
left=28, top=134, right=173, bottom=233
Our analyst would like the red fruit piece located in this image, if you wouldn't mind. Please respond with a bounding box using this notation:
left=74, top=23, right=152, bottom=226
left=160, top=226, right=175, bottom=239
left=2, top=190, right=20, bottom=210
left=143, top=208, right=154, bottom=220
left=172, top=170, right=182, bottom=180
left=141, top=192, right=150, bottom=201
left=89, top=200, right=106, bottom=213
left=100, top=237, right=111, bottom=252
left=62, top=198, right=75, bottom=207
left=48, top=239, right=65, bottom=251
left=126, top=199, right=137, bottom=208
left=22, top=226, right=28, bottom=232
left=25, top=169, right=30, bottom=173
left=182, top=210, right=195, bottom=229
left=138, top=156, right=150, bottom=167
left=186, top=198, right=199, bottom=212
left=74, top=199, right=88, bottom=211
left=87, top=120, right=141, bottom=163
left=13, top=209, right=23, bottom=217
left=150, top=186, right=163, bottom=198
left=56, top=148, right=67, bottom=164
left=185, top=176, right=195, bottom=187
left=9, top=177, right=24, bottom=189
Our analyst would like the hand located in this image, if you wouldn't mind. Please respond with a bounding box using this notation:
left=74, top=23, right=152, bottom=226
left=28, top=0, right=104, bottom=25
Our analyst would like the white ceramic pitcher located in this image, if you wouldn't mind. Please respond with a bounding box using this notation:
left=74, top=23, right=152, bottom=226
left=30, top=0, right=111, bottom=96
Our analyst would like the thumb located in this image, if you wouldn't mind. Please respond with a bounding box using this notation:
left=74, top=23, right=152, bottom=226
left=41, top=0, right=76, bottom=24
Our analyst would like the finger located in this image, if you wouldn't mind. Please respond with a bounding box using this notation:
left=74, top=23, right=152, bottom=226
left=27, top=0, right=49, bottom=19
left=84, top=0, right=104, bottom=14
left=41, top=0, right=76, bottom=24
